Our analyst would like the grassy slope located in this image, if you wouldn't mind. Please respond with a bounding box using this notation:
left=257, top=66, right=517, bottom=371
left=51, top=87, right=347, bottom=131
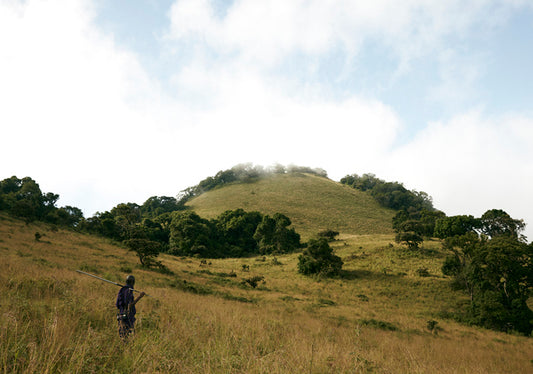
left=187, top=173, right=395, bottom=240
left=2, top=212, right=532, bottom=373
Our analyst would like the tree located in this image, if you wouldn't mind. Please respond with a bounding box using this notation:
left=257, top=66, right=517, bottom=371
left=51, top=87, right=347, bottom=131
left=141, top=218, right=170, bottom=248
left=418, top=209, right=446, bottom=237
left=111, top=203, right=141, bottom=226
left=169, top=211, right=220, bottom=257
left=474, top=236, right=533, bottom=333
left=434, top=215, right=481, bottom=239
left=167, top=209, right=302, bottom=258
left=124, top=238, right=162, bottom=268
left=0, top=176, right=87, bottom=228
left=395, top=231, right=423, bottom=250
left=0, top=176, right=44, bottom=221
left=253, top=213, right=301, bottom=254
left=0, top=176, right=23, bottom=194
left=80, top=211, right=121, bottom=239
left=393, top=214, right=424, bottom=249
left=216, top=209, right=262, bottom=257
left=298, top=238, right=343, bottom=276
left=53, top=206, right=84, bottom=227
left=214, top=169, right=238, bottom=185
left=340, top=173, right=381, bottom=191
left=109, top=203, right=142, bottom=240
left=10, top=200, right=37, bottom=221
left=141, top=196, right=182, bottom=217
left=442, top=229, right=533, bottom=335
left=441, top=232, right=483, bottom=300
left=341, top=173, right=435, bottom=212
left=39, top=192, right=60, bottom=221
left=480, top=209, right=525, bottom=240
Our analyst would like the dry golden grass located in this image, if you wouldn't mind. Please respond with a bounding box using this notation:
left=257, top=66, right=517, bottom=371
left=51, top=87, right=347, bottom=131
left=1, top=213, right=532, bottom=373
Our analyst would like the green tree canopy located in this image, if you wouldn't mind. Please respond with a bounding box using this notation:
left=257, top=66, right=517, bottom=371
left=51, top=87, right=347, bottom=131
left=0, top=176, right=82, bottom=226
left=434, top=215, right=481, bottom=239
left=480, top=209, right=526, bottom=240
left=169, top=211, right=220, bottom=257
left=253, top=213, right=301, bottom=254
left=168, top=209, right=301, bottom=258
left=141, top=196, right=183, bottom=217
left=124, top=238, right=163, bottom=268
left=298, top=238, right=343, bottom=276
left=216, top=209, right=262, bottom=257
left=341, top=173, right=434, bottom=211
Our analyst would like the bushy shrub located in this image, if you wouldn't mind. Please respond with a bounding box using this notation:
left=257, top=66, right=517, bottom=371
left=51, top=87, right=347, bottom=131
left=395, top=231, right=423, bottom=249
left=317, top=229, right=340, bottom=241
left=242, top=276, right=264, bottom=288
left=298, top=238, right=343, bottom=277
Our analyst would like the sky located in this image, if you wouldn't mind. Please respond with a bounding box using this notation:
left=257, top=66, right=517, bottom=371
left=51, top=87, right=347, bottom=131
left=1, top=0, right=532, bottom=241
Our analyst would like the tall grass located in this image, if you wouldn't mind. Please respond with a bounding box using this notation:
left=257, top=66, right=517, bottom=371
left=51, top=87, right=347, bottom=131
left=1, top=213, right=532, bottom=373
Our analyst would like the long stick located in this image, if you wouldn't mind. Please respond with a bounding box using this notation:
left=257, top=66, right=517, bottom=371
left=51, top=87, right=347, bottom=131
left=76, top=270, right=147, bottom=295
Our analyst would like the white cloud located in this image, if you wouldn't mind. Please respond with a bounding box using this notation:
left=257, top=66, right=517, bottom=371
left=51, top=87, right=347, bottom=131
left=168, top=0, right=216, bottom=40
left=0, top=0, right=175, bottom=211
left=167, top=0, right=521, bottom=71
left=165, top=0, right=530, bottom=118
left=428, top=48, right=486, bottom=109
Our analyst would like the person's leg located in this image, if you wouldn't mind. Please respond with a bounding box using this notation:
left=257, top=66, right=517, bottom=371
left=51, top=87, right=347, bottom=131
left=118, top=318, right=133, bottom=339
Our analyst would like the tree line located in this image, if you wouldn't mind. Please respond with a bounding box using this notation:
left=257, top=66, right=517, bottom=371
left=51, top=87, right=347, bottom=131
left=168, top=209, right=301, bottom=258
left=340, top=173, right=434, bottom=211
left=81, top=202, right=302, bottom=262
left=0, top=176, right=83, bottom=226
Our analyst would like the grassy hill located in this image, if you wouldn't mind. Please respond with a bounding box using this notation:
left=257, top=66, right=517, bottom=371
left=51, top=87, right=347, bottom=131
left=187, top=173, right=395, bottom=240
left=2, top=212, right=532, bottom=373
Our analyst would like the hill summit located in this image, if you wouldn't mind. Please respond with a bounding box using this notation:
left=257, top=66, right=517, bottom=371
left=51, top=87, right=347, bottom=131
left=186, top=172, right=395, bottom=239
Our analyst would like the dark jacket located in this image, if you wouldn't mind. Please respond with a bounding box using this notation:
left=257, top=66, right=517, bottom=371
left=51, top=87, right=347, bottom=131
left=116, top=285, right=136, bottom=323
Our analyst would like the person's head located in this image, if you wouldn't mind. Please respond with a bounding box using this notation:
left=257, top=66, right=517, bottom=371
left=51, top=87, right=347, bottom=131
left=126, top=275, right=135, bottom=287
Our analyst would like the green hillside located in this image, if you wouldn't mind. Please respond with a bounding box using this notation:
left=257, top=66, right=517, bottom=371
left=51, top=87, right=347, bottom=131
left=187, top=173, right=395, bottom=239
left=2, top=212, right=533, bottom=373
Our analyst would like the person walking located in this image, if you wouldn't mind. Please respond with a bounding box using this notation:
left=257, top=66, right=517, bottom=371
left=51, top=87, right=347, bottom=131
left=116, top=275, right=145, bottom=339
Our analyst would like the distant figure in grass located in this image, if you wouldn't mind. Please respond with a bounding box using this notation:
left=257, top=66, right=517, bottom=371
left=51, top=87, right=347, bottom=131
left=116, top=275, right=145, bottom=339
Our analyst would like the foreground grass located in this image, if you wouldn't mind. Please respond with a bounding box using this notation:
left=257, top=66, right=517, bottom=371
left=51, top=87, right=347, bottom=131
left=1, top=214, right=532, bottom=373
